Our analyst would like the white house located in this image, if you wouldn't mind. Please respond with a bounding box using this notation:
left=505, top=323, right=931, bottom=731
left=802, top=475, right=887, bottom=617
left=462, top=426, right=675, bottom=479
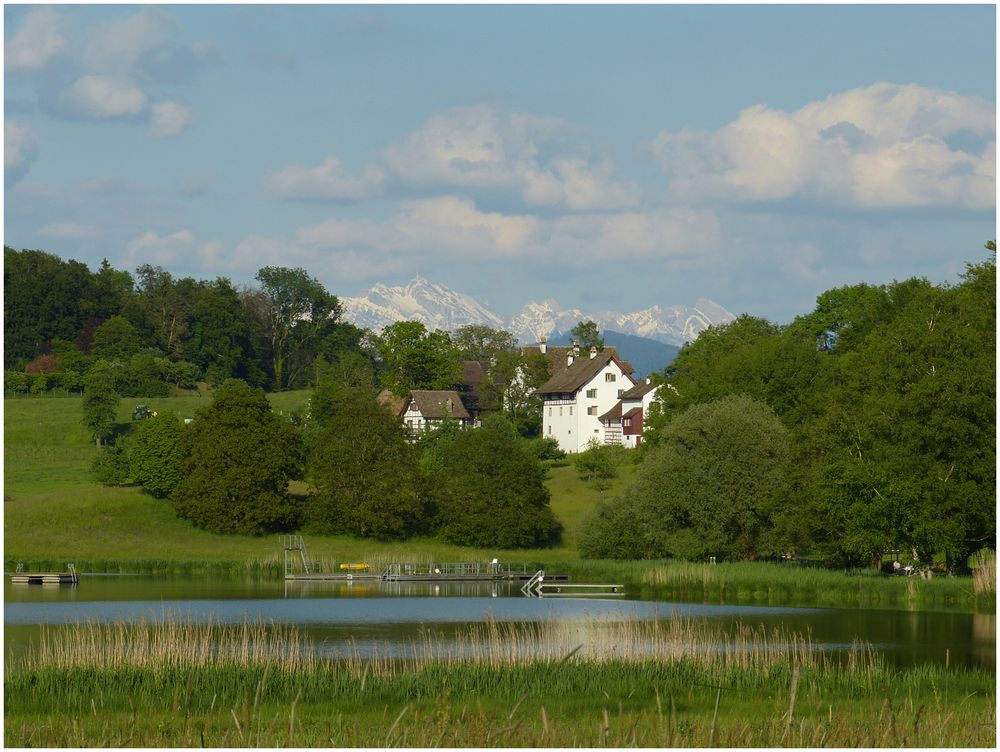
left=533, top=341, right=636, bottom=454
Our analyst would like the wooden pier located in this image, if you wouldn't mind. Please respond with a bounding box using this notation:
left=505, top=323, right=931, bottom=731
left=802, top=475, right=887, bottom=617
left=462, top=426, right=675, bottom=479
left=10, top=564, right=77, bottom=585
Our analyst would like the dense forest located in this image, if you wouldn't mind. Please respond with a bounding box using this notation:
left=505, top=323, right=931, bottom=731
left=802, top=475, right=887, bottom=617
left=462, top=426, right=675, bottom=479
left=581, top=244, right=996, bottom=569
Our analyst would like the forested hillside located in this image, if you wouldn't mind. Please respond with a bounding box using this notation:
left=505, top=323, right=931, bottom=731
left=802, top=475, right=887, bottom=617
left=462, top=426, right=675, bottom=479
left=582, top=244, right=996, bottom=570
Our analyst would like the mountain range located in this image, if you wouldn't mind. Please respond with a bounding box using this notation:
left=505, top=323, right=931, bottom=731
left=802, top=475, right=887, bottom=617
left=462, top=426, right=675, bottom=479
left=340, top=277, right=735, bottom=349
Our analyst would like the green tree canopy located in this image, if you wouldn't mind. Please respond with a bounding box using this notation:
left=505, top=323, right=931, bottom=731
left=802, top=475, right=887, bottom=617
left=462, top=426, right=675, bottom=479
left=426, top=415, right=562, bottom=548
left=589, top=395, right=789, bottom=561
left=571, top=320, right=604, bottom=350
left=171, top=379, right=304, bottom=535
left=91, top=316, right=143, bottom=362
left=305, top=384, right=423, bottom=539
left=81, top=361, right=120, bottom=447
left=453, top=325, right=518, bottom=362
left=129, top=410, right=185, bottom=498
left=373, top=321, right=462, bottom=396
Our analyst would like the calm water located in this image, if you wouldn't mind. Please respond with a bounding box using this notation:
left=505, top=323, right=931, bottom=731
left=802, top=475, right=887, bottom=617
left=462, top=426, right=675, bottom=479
left=4, top=576, right=995, bottom=669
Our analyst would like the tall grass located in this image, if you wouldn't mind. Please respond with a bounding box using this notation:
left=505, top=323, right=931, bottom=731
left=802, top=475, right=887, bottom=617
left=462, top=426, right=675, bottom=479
left=971, top=548, right=995, bottom=595
left=6, top=615, right=994, bottom=747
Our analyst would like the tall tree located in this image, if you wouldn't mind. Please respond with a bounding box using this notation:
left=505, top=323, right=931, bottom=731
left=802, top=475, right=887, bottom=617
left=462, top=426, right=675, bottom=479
left=184, top=278, right=263, bottom=386
left=571, top=320, right=605, bottom=350
left=129, top=411, right=185, bottom=498
left=90, top=316, right=143, bottom=362
left=252, top=267, right=341, bottom=390
left=172, top=380, right=304, bottom=535
left=453, top=324, right=518, bottom=362
left=373, top=321, right=462, bottom=396
left=305, top=384, right=423, bottom=539
left=81, top=362, right=120, bottom=447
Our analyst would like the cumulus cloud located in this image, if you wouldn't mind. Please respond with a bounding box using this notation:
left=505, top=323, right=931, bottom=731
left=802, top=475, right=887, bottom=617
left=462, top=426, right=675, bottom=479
left=295, top=196, right=718, bottom=265
left=5, top=121, right=39, bottom=186
left=81, top=7, right=176, bottom=73
left=6, top=7, right=69, bottom=70
left=650, top=83, right=995, bottom=210
left=265, top=157, right=385, bottom=201
left=270, top=105, right=640, bottom=211
left=125, top=229, right=224, bottom=268
left=56, top=75, right=148, bottom=119
left=149, top=100, right=194, bottom=137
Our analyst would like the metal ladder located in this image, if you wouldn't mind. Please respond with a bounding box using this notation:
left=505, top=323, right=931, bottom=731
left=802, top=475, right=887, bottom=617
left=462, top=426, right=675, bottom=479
left=521, top=569, right=545, bottom=597
left=281, top=534, right=310, bottom=576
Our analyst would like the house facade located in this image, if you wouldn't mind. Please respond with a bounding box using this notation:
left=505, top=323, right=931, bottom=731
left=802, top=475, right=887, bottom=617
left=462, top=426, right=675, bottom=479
left=600, top=378, right=660, bottom=448
left=399, top=390, right=474, bottom=436
left=534, top=342, right=637, bottom=454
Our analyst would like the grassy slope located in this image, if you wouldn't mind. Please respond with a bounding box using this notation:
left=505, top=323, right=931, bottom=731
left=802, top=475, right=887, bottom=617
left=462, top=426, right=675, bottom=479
left=4, top=394, right=634, bottom=566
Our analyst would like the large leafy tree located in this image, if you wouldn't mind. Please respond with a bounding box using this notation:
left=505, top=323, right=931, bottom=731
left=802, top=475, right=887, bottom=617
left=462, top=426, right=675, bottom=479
left=250, top=267, right=341, bottom=390
left=373, top=321, right=462, bottom=396
left=453, top=325, right=518, bottom=362
left=90, top=316, right=143, bottom=362
left=305, top=384, right=423, bottom=539
left=586, top=395, right=789, bottom=561
left=171, top=380, right=304, bottom=535
left=426, top=415, right=562, bottom=548
left=184, top=278, right=263, bottom=386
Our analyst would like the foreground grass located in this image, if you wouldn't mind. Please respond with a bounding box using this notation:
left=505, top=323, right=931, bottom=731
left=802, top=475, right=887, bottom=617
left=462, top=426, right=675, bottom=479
left=5, top=617, right=994, bottom=747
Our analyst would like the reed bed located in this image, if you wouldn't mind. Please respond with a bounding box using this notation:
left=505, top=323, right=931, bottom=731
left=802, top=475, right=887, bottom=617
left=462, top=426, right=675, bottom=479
left=6, top=615, right=993, bottom=748
left=971, top=548, right=996, bottom=595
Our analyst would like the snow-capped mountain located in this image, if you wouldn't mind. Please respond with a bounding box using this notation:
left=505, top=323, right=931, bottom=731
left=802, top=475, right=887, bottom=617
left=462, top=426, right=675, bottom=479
left=342, top=277, right=504, bottom=332
left=341, top=277, right=734, bottom=345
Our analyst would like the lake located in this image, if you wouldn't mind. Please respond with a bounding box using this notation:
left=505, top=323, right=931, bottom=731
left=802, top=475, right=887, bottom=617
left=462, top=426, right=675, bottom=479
left=4, top=575, right=994, bottom=669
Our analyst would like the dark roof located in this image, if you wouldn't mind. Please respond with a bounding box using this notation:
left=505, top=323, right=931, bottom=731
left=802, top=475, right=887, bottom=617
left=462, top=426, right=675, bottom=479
left=535, top=350, right=636, bottom=395
left=622, top=406, right=642, bottom=419
left=621, top=380, right=658, bottom=400
left=461, top=360, right=490, bottom=388
left=405, top=390, right=471, bottom=420
left=598, top=400, right=624, bottom=422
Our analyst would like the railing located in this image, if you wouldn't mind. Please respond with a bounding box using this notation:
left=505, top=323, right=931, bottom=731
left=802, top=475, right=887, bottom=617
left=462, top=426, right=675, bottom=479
left=381, top=561, right=530, bottom=581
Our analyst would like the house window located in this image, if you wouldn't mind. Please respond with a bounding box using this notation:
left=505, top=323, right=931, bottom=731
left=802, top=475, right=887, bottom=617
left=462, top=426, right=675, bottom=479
left=569, top=406, right=573, bottom=416
left=605, top=373, right=616, bottom=382
left=618, top=389, right=625, bottom=398
left=587, top=406, right=598, bottom=415
left=559, top=406, right=563, bottom=416
left=586, top=388, right=597, bottom=398
left=624, top=417, right=631, bottom=427
left=548, top=407, right=552, bottom=417
left=547, top=425, right=552, bottom=435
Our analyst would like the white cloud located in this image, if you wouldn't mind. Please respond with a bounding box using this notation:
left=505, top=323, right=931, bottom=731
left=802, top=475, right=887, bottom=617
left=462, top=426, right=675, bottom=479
left=125, top=230, right=224, bottom=268
left=38, top=222, right=97, bottom=239
left=57, top=75, right=148, bottom=119
left=651, top=83, right=995, bottom=210
left=296, top=196, right=719, bottom=265
left=149, top=100, right=194, bottom=138
left=264, top=157, right=385, bottom=200
left=274, top=105, right=640, bottom=210
left=6, top=8, right=69, bottom=70
left=4, top=122, right=39, bottom=186
left=81, top=8, right=175, bottom=73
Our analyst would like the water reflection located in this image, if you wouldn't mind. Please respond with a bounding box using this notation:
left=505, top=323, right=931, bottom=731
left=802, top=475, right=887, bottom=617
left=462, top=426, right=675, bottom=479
left=4, top=576, right=994, bottom=670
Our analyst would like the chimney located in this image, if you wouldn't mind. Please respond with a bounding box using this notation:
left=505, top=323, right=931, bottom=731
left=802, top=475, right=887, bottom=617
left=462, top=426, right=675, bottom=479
left=538, top=337, right=547, bottom=355
left=589, top=345, right=597, bottom=359
left=646, top=377, right=651, bottom=384
left=446, top=398, right=453, bottom=415
left=567, top=352, right=574, bottom=367
left=572, top=340, right=580, bottom=357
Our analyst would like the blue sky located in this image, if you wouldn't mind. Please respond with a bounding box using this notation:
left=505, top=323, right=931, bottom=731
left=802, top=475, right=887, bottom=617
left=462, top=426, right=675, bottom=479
left=5, top=4, right=996, bottom=322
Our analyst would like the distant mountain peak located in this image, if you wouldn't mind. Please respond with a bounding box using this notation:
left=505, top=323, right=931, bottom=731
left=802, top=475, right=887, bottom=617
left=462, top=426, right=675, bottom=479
left=341, top=277, right=734, bottom=345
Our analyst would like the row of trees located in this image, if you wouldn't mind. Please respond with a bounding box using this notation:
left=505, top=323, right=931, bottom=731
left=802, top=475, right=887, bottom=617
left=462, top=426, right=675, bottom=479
left=581, top=246, right=996, bottom=570
left=91, top=378, right=563, bottom=547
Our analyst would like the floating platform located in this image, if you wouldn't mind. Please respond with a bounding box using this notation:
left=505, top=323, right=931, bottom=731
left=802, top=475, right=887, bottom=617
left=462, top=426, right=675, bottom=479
left=10, top=566, right=78, bottom=585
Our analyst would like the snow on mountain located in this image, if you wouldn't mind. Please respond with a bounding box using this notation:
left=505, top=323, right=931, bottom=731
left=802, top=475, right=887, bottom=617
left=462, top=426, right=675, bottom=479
left=341, top=277, right=734, bottom=344
left=341, top=276, right=504, bottom=332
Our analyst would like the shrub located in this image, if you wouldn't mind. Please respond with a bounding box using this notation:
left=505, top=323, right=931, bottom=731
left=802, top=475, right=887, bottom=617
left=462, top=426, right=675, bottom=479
left=91, top=443, right=131, bottom=486
left=130, top=411, right=185, bottom=498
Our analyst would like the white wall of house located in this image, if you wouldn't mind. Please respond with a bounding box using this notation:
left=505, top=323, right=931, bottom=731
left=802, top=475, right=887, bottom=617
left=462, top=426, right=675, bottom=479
left=542, top=357, right=635, bottom=453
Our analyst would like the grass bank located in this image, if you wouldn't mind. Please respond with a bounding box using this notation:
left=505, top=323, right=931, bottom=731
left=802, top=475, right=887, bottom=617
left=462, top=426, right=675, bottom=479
left=5, top=616, right=994, bottom=747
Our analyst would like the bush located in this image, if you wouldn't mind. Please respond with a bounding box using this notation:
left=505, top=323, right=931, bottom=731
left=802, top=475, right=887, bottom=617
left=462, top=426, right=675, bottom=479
left=130, top=411, right=185, bottom=498
left=4, top=370, right=29, bottom=394
left=524, top=436, right=566, bottom=462
left=572, top=438, right=628, bottom=482
left=578, top=495, right=655, bottom=560
left=91, top=443, right=131, bottom=486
